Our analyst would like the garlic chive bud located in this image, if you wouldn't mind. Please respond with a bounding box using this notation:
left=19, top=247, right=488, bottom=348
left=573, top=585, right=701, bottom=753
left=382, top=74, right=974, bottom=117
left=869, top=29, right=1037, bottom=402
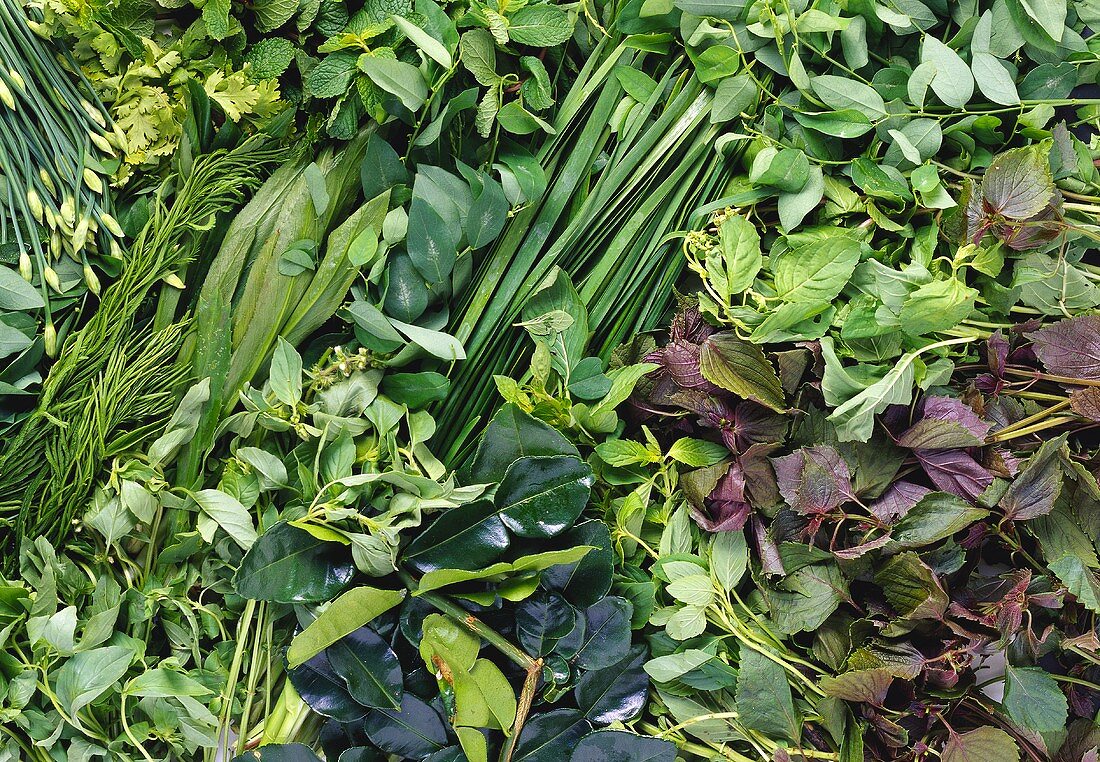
left=89, top=131, right=114, bottom=155
left=44, top=266, right=60, bottom=291
left=81, top=99, right=107, bottom=128
left=82, top=168, right=102, bottom=194
left=110, top=238, right=123, bottom=260
left=8, top=71, right=24, bottom=92
left=38, top=168, right=55, bottom=195
left=164, top=272, right=185, bottom=289
left=0, top=80, right=15, bottom=109
left=18, top=250, right=32, bottom=281
left=43, top=205, right=55, bottom=228
left=73, top=217, right=90, bottom=252
left=112, top=124, right=127, bottom=152
left=100, top=212, right=124, bottom=237
left=26, top=188, right=43, bottom=222
left=50, top=229, right=62, bottom=257
left=60, top=197, right=75, bottom=226
left=44, top=323, right=57, bottom=357
left=83, top=264, right=101, bottom=295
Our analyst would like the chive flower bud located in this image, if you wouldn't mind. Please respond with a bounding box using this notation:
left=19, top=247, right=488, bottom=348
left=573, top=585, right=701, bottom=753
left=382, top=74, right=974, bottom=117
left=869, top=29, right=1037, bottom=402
left=8, top=71, right=24, bottom=92
left=164, top=272, right=185, bottom=289
left=38, top=168, right=55, bottom=195
left=81, top=99, right=107, bottom=128
left=44, top=266, right=60, bottom=291
left=60, top=197, right=75, bottom=226
left=26, top=188, right=43, bottom=222
left=44, top=323, right=57, bottom=357
left=18, top=250, right=32, bottom=281
left=73, top=217, right=90, bottom=252
left=83, top=264, right=101, bottom=295
left=82, top=168, right=103, bottom=194
left=99, top=213, right=124, bottom=237
left=112, top=124, right=128, bottom=152
left=89, top=131, right=114, bottom=155
left=0, top=80, right=14, bottom=110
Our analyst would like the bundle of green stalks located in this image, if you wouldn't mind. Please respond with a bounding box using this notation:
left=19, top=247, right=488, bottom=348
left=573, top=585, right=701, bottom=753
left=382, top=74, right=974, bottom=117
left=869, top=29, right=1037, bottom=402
left=0, top=136, right=284, bottom=568
left=434, top=36, right=740, bottom=462
left=0, top=0, right=122, bottom=352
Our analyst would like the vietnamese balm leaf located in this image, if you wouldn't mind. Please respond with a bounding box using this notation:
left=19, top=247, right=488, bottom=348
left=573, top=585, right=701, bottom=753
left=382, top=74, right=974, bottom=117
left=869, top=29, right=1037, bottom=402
left=941, top=727, right=1019, bottom=762
left=1002, top=666, right=1068, bottom=733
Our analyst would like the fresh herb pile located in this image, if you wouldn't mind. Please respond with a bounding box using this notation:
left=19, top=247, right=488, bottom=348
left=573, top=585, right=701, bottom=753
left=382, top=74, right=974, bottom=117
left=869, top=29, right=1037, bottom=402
left=1, top=0, right=1099, bottom=760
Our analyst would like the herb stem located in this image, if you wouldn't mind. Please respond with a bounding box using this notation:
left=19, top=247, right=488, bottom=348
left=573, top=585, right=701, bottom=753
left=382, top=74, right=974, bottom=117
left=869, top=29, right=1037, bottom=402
left=399, top=571, right=538, bottom=671
left=986, top=398, right=1072, bottom=440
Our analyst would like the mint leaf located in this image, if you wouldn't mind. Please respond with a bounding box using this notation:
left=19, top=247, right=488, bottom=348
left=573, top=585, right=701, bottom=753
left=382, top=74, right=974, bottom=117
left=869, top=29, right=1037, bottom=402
left=246, top=38, right=296, bottom=80
left=507, top=5, right=574, bottom=46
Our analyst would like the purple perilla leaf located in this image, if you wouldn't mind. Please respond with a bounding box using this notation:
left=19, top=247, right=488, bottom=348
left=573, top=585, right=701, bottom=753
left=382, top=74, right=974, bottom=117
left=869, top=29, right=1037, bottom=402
left=915, top=449, right=993, bottom=502
left=1027, top=316, right=1100, bottom=381
left=981, top=144, right=1057, bottom=220
left=987, top=332, right=1010, bottom=378
left=995, top=190, right=1063, bottom=250
left=897, top=396, right=991, bottom=449
left=869, top=482, right=931, bottom=523
left=671, top=394, right=787, bottom=454
left=771, top=445, right=853, bottom=515
left=1001, top=434, right=1067, bottom=521
left=1070, top=388, right=1100, bottom=422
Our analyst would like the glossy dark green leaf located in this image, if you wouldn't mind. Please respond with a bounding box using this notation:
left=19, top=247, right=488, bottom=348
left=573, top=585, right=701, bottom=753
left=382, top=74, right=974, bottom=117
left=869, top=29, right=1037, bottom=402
left=232, top=744, right=322, bottom=762
left=541, top=521, right=614, bottom=607
left=402, top=500, right=510, bottom=574
left=234, top=522, right=354, bottom=604
left=381, top=371, right=450, bottom=409
left=287, top=651, right=367, bottom=723
left=495, top=455, right=593, bottom=538
left=327, top=627, right=403, bottom=710
left=424, top=748, right=469, bottom=762
left=574, top=645, right=648, bottom=724
left=513, top=709, right=592, bottom=762
left=570, top=731, right=676, bottom=762
left=464, top=403, right=579, bottom=484
left=573, top=596, right=633, bottom=670
left=364, top=694, right=449, bottom=758
left=337, top=749, right=384, bottom=762
left=517, top=593, right=577, bottom=656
